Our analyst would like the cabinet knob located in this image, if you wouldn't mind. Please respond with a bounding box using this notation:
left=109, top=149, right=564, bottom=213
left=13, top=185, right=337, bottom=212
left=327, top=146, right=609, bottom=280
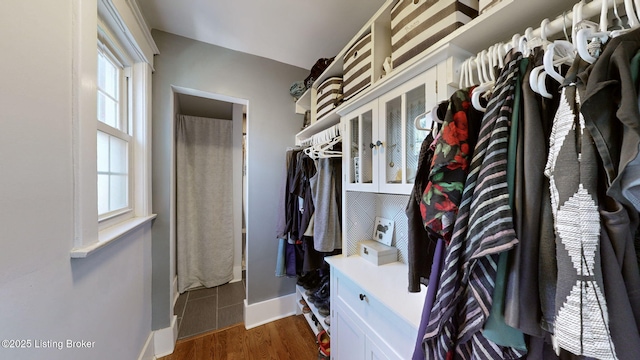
left=369, top=141, right=383, bottom=149
left=359, top=293, right=367, bottom=301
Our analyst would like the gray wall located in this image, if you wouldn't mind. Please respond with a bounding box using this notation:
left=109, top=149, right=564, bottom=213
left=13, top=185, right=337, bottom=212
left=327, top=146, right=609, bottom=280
left=151, top=30, right=307, bottom=329
left=0, top=1, right=153, bottom=359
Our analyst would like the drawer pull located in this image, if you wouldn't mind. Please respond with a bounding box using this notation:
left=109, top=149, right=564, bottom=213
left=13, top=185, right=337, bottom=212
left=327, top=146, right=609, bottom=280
left=359, top=293, right=367, bottom=301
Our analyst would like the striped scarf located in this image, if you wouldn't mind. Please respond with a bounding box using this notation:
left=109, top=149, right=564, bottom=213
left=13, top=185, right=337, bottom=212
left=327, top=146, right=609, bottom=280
left=422, top=51, right=526, bottom=359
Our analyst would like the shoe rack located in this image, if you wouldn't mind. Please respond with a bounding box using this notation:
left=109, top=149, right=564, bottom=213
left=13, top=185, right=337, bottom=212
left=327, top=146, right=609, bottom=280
left=296, top=285, right=329, bottom=337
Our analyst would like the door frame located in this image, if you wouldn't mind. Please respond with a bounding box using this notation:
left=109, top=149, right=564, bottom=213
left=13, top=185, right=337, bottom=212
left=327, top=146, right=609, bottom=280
left=169, top=85, right=247, bottom=303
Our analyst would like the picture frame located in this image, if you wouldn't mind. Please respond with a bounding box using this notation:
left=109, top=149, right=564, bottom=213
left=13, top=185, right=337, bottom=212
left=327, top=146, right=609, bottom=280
left=372, top=217, right=394, bottom=246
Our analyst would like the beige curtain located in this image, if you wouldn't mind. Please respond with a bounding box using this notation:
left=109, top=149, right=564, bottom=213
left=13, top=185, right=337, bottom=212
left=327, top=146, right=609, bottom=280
left=176, top=114, right=234, bottom=293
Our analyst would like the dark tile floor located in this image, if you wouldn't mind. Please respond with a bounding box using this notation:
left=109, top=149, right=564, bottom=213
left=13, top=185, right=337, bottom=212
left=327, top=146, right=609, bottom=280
left=174, top=278, right=246, bottom=340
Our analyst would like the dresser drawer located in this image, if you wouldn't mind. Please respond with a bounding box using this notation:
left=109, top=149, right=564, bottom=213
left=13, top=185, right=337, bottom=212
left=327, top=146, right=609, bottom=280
left=333, top=269, right=416, bottom=357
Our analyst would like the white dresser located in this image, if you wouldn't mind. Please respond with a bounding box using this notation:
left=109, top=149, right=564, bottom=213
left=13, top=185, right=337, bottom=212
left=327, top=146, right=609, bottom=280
left=326, top=255, right=426, bottom=359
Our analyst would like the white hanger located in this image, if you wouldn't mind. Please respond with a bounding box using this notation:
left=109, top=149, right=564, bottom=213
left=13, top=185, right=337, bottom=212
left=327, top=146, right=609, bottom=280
left=305, top=135, right=342, bottom=159
left=317, top=135, right=342, bottom=158
left=610, top=0, right=639, bottom=37
left=571, top=1, right=588, bottom=48
left=467, top=55, right=478, bottom=86
left=471, top=50, right=494, bottom=112
left=543, top=41, right=575, bottom=84
left=576, top=0, right=610, bottom=64
left=529, top=19, right=552, bottom=95
left=626, top=0, right=639, bottom=29
left=495, top=42, right=506, bottom=70
left=505, top=33, right=520, bottom=53
left=414, top=104, right=442, bottom=131
left=518, top=27, right=536, bottom=56
left=537, top=70, right=554, bottom=99
left=475, top=51, right=486, bottom=84
left=488, top=47, right=499, bottom=75
left=541, top=18, right=550, bottom=44
left=459, top=58, right=470, bottom=89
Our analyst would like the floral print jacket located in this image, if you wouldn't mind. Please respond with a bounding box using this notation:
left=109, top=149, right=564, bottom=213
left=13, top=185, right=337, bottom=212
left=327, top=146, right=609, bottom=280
left=420, top=89, right=479, bottom=244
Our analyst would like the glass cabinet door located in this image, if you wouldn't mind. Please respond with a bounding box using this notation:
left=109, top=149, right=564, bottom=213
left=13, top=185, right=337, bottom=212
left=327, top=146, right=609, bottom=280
left=342, top=68, right=437, bottom=195
left=379, top=68, right=437, bottom=194
left=405, top=85, right=428, bottom=185
left=384, top=96, right=403, bottom=185
left=344, top=101, right=377, bottom=191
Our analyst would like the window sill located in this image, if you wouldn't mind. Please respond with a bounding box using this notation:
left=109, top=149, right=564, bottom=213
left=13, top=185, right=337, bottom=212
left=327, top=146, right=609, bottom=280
left=70, top=214, right=156, bottom=259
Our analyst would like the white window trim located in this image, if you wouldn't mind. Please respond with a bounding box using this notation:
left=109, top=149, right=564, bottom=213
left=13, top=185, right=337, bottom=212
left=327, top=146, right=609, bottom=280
left=70, top=0, right=157, bottom=258
left=97, top=43, right=134, bottom=226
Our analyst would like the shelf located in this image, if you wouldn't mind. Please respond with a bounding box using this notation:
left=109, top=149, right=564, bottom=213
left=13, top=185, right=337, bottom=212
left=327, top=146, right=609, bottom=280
left=295, top=111, right=341, bottom=145
left=298, top=0, right=578, bottom=133
left=295, top=87, right=312, bottom=114
left=297, top=284, right=329, bottom=337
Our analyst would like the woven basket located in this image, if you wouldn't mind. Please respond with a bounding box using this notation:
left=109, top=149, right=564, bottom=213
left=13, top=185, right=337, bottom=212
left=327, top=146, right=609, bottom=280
left=342, top=33, right=372, bottom=101
left=391, top=0, right=479, bottom=69
left=316, top=77, right=343, bottom=120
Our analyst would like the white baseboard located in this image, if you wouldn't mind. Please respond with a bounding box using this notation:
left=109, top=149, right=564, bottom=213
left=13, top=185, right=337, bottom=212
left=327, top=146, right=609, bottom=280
left=231, top=265, right=243, bottom=283
left=137, top=332, right=155, bottom=360
left=153, top=315, right=178, bottom=358
left=244, top=293, right=296, bottom=330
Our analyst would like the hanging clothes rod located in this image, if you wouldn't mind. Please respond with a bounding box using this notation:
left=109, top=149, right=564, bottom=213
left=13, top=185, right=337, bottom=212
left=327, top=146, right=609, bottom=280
left=458, top=0, right=627, bottom=89
left=528, top=0, right=625, bottom=40
left=299, top=123, right=343, bottom=147
left=465, top=0, right=624, bottom=62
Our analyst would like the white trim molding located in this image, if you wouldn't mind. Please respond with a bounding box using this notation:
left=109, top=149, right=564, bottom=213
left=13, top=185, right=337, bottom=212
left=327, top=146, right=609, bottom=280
left=125, top=0, right=160, bottom=56
left=71, top=215, right=156, bottom=258
left=137, top=332, right=156, bottom=360
left=99, top=0, right=158, bottom=68
left=243, top=294, right=297, bottom=330
left=153, top=315, right=178, bottom=358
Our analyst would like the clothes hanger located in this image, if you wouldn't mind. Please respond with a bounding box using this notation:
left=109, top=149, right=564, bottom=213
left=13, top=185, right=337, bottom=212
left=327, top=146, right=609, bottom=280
left=518, top=27, right=536, bottom=56
left=576, top=0, right=610, bottom=64
left=458, top=58, right=470, bottom=89
left=543, top=41, right=575, bottom=84
left=537, top=70, right=554, bottom=99
left=483, top=48, right=495, bottom=83
left=495, top=42, right=506, bottom=70
left=467, top=55, right=478, bottom=86
left=304, top=135, right=342, bottom=159
left=413, top=103, right=443, bottom=132
left=610, top=0, right=638, bottom=37
left=626, top=0, right=639, bottom=28
left=529, top=19, right=553, bottom=95
left=471, top=51, right=494, bottom=112
left=317, top=135, right=342, bottom=158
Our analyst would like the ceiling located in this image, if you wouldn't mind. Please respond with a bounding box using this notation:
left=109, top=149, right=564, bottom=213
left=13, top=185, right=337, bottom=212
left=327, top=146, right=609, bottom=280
left=135, top=0, right=387, bottom=70
left=176, top=93, right=234, bottom=119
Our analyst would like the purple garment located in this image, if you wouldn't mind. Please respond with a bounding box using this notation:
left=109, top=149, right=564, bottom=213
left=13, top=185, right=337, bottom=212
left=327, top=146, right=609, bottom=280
left=412, top=238, right=445, bottom=360
left=285, top=241, right=297, bottom=277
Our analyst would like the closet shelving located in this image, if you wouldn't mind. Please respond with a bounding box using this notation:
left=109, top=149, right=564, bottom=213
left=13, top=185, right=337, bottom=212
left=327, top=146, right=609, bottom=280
left=293, top=0, right=586, bottom=358
left=294, top=0, right=577, bottom=147
left=296, top=285, right=328, bottom=337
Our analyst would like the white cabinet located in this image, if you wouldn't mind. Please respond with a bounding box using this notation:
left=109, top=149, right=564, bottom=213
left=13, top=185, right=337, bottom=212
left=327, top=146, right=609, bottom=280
left=334, top=301, right=400, bottom=360
left=333, top=302, right=366, bottom=359
left=327, top=255, right=426, bottom=360
left=343, top=68, right=438, bottom=195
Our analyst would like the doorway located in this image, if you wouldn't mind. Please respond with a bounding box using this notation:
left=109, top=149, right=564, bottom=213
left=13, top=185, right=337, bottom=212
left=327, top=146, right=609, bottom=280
left=169, top=86, right=247, bottom=338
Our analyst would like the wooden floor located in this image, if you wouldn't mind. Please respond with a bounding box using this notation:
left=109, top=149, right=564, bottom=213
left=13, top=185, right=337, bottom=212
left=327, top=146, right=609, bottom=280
left=159, top=315, right=319, bottom=360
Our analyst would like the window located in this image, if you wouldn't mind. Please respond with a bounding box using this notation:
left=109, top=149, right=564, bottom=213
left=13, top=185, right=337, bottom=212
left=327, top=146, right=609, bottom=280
left=97, top=44, right=133, bottom=221
left=70, top=0, right=158, bottom=258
